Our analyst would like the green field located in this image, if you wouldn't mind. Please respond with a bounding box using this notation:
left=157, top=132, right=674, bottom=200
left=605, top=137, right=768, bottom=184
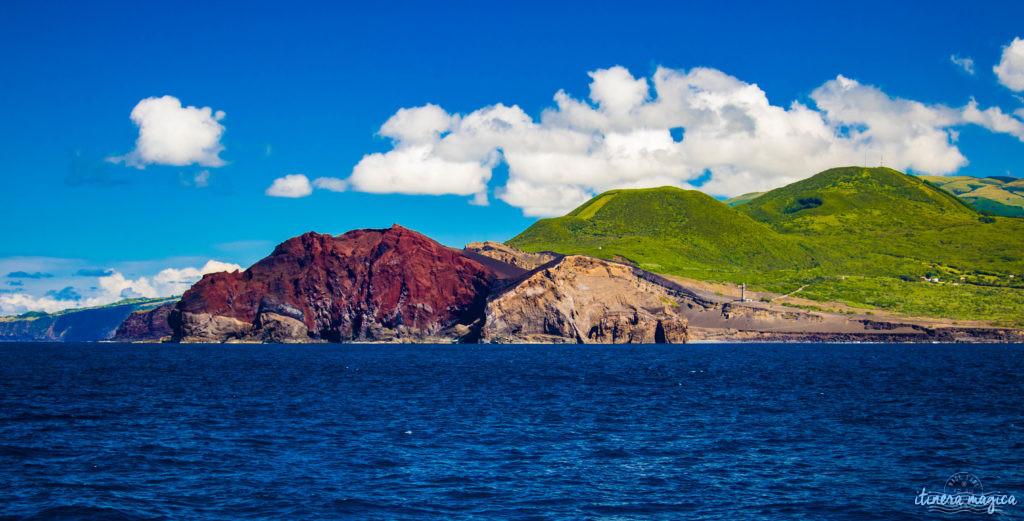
left=509, top=167, right=1024, bottom=326
left=921, top=174, right=1024, bottom=217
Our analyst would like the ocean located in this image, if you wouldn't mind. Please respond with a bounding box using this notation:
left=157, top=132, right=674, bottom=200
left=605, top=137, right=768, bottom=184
left=1, top=342, right=1021, bottom=520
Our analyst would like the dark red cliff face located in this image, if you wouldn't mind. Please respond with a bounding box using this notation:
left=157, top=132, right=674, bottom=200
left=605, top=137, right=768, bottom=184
left=113, top=302, right=176, bottom=341
left=172, top=225, right=495, bottom=341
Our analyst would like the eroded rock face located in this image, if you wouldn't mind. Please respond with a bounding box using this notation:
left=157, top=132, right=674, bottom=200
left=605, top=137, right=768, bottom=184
left=481, top=255, right=688, bottom=344
left=252, top=312, right=309, bottom=343
left=113, top=302, right=176, bottom=342
left=170, top=225, right=495, bottom=343
left=464, top=241, right=561, bottom=271
left=172, top=312, right=252, bottom=342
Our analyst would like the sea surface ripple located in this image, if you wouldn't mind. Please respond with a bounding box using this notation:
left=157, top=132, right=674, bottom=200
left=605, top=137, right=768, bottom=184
left=0, top=342, right=1022, bottom=520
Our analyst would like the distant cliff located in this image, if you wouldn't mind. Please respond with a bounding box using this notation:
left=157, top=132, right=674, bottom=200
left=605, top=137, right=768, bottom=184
left=0, top=297, right=178, bottom=342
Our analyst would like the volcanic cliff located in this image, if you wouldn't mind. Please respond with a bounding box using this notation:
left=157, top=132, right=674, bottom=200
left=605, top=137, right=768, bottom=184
left=169, top=225, right=691, bottom=344
left=482, top=255, right=689, bottom=343
left=113, top=301, right=176, bottom=342
left=170, top=225, right=497, bottom=343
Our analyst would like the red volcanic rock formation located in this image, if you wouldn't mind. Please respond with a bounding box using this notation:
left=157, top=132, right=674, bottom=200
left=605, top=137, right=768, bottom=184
left=169, top=225, right=496, bottom=342
left=113, top=301, right=176, bottom=342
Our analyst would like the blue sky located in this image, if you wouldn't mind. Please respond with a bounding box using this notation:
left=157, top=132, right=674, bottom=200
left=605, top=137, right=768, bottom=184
left=2, top=1, right=1023, bottom=314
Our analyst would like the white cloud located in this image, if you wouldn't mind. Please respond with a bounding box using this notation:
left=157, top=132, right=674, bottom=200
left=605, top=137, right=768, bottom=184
left=179, top=169, right=211, bottom=188
left=193, top=170, right=211, bottom=187
left=961, top=99, right=1024, bottom=139
left=347, top=145, right=493, bottom=198
left=0, top=259, right=242, bottom=316
left=379, top=104, right=455, bottom=144
left=950, top=54, right=975, bottom=75
left=334, top=65, right=1024, bottom=217
left=266, top=174, right=313, bottom=198
left=995, top=37, right=1024, bottom=91
left=586, top=66, right=651, bottom=118
left=0, top=294, right=75, bottom=314
left=112, top=95, right=227, bottom=168
left=149, top=260, right=242, bottom=296
left=311, top=177, right=348, bottom=192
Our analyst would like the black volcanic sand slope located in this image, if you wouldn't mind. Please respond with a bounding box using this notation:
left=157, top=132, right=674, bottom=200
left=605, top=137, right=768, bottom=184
left=509, top=167, right=1024, bottom=325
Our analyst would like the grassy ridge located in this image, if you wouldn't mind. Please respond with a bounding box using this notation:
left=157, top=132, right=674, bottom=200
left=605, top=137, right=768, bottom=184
left=921, top=174, right=1024, bottom=217
left=508, top=167, right=1024, bottom=325
left=509, top=186, right=813, bottom=273
left=722, top=192, right=765, bottom=207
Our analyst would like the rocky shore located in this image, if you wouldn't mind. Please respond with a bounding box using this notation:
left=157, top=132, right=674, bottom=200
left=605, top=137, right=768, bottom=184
left=104, top=225, right=1021, bottom=344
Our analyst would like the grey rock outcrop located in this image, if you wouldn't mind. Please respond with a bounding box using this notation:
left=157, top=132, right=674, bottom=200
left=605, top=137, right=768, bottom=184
left=464, top=241, right=561, bottom=271
left=481, top=255, right=688, bottom=343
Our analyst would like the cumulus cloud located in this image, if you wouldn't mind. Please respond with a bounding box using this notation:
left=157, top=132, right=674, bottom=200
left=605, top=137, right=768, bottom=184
left=111, top=95, right=227, bottom=168
left=0, top=260, right=242, bottom=316
left=339, top=104, right=497, bottom=202
left=330, top=65, right=1024, bottom=216
left=995, top=37, right=1024, bottom=91
left=149, top=260, right=243, bottom=296
left=0, top=294, right=73, bottom=314
left=950, top=54, right=975, bottom=75
left=266, top=174, right=313, bottom=198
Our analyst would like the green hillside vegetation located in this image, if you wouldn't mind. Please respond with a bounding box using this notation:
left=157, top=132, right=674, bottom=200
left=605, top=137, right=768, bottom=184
left=962, top=198, right=1024, bottom=217
left=508, top=186, right=814, bottom=273
left=723, top=191, right=765, bottom=206
left=736, top=167, right=1024, bottom=323
left=921, top=174, right=1024, bottom=217
left=509, top=167, right=1024, bottom=326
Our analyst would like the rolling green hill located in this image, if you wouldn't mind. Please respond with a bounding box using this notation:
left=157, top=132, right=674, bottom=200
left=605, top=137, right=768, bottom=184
left=736, top=167, right=1024, bottom=322
left=508, top=167, right=1024, bottom=325
left=921, top=174, right=1024, bottom=217
left=508, top=186, right=813, bottom=273
left=723, top=191, right=765, bottom=206
left=739, top=167, right=976, bottom=227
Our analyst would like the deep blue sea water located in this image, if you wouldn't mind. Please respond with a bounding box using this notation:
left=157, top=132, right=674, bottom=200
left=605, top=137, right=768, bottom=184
left=0, top=342, right=1022, bottom=521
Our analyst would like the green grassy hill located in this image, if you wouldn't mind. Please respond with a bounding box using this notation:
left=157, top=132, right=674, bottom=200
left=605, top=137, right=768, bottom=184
left=723, top=191, right=765, bottom=206
left=508, top=168, right=1024, bottom=325
left=738, top=167, right=976, bottom=229
left=508, top=186, right=813, bottom=273
left=921, top=174, right=1024, bottom=217
left=736, top=167, right=1024, bottom=322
